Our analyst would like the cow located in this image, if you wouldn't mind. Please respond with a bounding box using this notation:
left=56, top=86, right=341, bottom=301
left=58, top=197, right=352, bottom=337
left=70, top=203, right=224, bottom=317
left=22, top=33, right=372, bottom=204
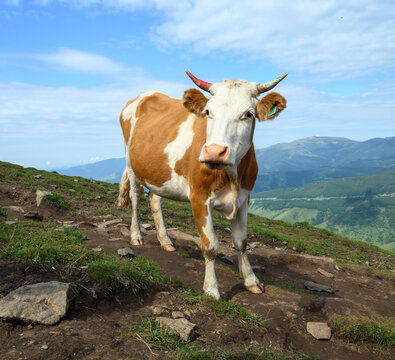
left=118, top=70, right=287, bottom=299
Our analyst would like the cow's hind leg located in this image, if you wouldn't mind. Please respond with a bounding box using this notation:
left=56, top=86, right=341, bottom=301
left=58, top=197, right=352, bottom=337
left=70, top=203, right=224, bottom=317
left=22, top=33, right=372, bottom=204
left=128, top=169, right=143, bottom=246
left=191, top=198, right=220, bottom=299
left=231, top=199, right=264, bottom=294
left=150, top=193, right=175, bottom=252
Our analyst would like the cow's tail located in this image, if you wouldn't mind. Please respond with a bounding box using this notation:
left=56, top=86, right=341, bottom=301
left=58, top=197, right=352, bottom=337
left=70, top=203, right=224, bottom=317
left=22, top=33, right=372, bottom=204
left=118, top=168, right=131, bottom=208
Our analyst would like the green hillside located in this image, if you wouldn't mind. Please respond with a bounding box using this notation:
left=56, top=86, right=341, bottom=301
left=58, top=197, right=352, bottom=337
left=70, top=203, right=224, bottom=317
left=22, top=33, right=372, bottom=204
left=250, top=169, right=395, bottom=250
left=1, top=160, right=393, bottom=272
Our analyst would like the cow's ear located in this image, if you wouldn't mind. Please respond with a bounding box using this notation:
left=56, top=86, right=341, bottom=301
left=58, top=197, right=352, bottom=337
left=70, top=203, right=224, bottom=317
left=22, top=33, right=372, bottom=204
left=182, top=89, right=209, bottom=117
left=256, top=92, right=286, bottom=121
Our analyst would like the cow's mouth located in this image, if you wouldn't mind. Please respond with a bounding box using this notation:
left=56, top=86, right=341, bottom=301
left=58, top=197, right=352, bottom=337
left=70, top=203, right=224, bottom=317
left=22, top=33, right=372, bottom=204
left=203, top=162, right=228, bottom=170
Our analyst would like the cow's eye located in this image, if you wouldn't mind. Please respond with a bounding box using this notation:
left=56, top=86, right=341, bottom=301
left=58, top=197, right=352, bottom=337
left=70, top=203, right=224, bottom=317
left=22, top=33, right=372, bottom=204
left=243, top=111, right=254, bottom=120
left=205, top=109, right=210, bottom=116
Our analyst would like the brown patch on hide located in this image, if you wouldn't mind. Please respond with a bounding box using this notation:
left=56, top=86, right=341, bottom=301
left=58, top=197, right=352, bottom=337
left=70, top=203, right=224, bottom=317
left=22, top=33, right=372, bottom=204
left=127, top=93, right=188, bottom=187
left=256, top=92, right=287, bottom=121
left=182, top=89, right=209, bottom=117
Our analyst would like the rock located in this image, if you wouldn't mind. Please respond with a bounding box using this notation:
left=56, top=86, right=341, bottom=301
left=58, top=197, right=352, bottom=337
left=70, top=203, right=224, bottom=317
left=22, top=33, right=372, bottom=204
left=109, top=237, right=122, bottom=242
left=95, top=195, right=101, bottom=199
left=34, top=175, right=42, bottom=179
left=304, top=281, right=333, bottom=293
left=5, top=221, right=17, bottom=225
left=92, top=247, right=103, bottom=252
left=69, top=189, right=76, bottom=193
left=274, top=247, right=282, bottom=251
left=120, top=227, right=130, bottom=237
left=167, top=229, right=201, bottom=245
left=184, top=263, right=195, bottom=269
left=117, top=248, right=135, bottom=258
left=150, top=305, right=168, bottom=315
left=248, top=242, right=258, bottom=249
left=141, top=223, right=153, bottom=230
left=317, top=268, right=334, bottom=279
left=156, top=317, right=196, bottom=341
left=36, top=190, right=52, bottom=207
left=90, top=178, right=97, bottom=183
left=220, top=255, right=234, bottom=265
left=41, top=345, right=49, bottom=350
left=98, top=219, right=123, bottom=229
left=172, top=311, right=184, bottom=319
left=306, top=322, right=331, bottom=340
left=5, top=206, right=25, bottom=214
left=64, top=224, right=79, bottom=230
left=251, top=265, right=265, bottom=272
left=0, top=281, right=69, bottom=325
left=73, top=179, right=78, bottom=182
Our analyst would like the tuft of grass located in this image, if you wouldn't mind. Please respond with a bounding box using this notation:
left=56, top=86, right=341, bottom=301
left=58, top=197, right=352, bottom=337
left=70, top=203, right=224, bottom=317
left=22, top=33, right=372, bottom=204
left=178, top=288, right=265, bottom=327
left=0, top=206, right=7, bottom=217
left=93, top=208, right=117, bottom=216
left=43, top=193, right=75, bottom=210
left=331, top=316, right=395, bottom=347
left=0, top=219, right=163, bottom=291
left=122, top=318, right=188, bottom=351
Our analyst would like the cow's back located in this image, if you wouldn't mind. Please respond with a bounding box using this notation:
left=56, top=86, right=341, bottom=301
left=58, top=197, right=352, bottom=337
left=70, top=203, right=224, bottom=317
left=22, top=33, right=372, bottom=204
left=121, top=92, right=189, bottom=190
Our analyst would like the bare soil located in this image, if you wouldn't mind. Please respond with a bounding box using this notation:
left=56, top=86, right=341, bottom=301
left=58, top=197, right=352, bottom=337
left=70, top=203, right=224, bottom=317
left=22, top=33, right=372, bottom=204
left=1, top=182, right=394, bottom=359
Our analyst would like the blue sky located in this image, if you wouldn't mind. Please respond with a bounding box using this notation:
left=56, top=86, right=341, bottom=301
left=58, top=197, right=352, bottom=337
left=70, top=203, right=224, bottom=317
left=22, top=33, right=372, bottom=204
left=1, top=0, right=394, bottom=169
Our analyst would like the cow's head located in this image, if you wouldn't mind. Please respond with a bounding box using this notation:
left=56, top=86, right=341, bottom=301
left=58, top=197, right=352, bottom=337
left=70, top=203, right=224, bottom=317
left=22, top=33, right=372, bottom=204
left=182, top=70, right=287, bottom=173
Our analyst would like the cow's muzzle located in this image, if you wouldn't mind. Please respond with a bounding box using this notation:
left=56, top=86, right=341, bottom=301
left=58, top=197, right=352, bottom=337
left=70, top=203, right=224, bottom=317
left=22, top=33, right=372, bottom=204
left=202, top=144, right=230, bottom=169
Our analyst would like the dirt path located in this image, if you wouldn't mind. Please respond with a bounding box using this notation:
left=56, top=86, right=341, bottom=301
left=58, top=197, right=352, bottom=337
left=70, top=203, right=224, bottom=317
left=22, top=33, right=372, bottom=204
left=1, top=182, right=394, bottom=359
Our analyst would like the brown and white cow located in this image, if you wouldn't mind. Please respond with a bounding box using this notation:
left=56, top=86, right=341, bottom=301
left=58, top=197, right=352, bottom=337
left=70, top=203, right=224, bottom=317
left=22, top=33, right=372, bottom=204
left=118, top=71, right=287, bottom=299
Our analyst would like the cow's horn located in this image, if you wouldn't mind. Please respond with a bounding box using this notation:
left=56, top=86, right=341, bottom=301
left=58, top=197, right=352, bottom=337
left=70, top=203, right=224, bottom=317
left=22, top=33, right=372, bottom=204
left=257, top=73, right=288, bottom=94
left=185, top=70, right=212, bottom=92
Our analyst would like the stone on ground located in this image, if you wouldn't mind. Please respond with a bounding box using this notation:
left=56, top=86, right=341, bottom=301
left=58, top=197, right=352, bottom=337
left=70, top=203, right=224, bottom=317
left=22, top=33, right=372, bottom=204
left=0, top=281, right=70, bottom=325
left=117, top=247, right=135, bottom=258
left=97, top=219, right=123, bottom=229
left=317, top=267, right=335, bottom=278
left=306, top=322, right=331, bottom=340
left=156, top=316, right=196, bottom=341
left=35, top=190, right=52, bottom=207
left=304, top=281, right=333, bottom=293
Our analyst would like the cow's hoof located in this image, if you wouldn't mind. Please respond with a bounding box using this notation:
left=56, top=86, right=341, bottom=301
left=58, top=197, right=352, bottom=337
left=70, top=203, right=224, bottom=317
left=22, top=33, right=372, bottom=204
left=204, top=288, right=220, bottom=300
left=246, top=282, right=265, bottom=294
left=162, top=244, right=176, bottom=252
left=131, top=238, right=143, bottom=246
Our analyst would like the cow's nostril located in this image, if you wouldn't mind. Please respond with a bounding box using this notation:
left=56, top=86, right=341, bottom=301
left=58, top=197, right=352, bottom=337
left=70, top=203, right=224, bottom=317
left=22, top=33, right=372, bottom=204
left=219, top=147, right=228, bottom=157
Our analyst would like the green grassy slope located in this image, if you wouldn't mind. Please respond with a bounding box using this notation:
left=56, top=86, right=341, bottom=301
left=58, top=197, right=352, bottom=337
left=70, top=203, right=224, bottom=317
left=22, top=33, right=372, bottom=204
left=1, top=161, right=393, bottom=272
left=250, top=169, right=395, bottom=250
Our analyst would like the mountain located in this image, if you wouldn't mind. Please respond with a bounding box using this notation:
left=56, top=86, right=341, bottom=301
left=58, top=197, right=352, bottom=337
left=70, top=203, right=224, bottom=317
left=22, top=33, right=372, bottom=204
left=250, top=168, right=395, bottom=250
left=57, top=157, right=126, bottom=183
left=255, top=136, right=395, bottom=172
left=56, top=136, right=395, bottom=189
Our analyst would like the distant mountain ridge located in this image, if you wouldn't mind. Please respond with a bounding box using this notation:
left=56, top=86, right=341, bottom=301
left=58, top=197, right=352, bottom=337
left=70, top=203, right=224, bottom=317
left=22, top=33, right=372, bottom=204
left=57, top=136, right=395, bottom=190
left=255, top=136, right=395, bottom=172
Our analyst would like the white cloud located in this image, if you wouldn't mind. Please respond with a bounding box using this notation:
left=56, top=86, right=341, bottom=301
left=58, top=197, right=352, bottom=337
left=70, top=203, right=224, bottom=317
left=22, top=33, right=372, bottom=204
left=34, top=48, right=143, bottom=78
left=29, top=0, right=395, bottom=78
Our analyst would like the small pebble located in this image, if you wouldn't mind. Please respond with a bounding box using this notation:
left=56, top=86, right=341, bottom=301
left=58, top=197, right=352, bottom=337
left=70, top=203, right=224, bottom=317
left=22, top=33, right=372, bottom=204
left=41, top=345, right=48, bottom=350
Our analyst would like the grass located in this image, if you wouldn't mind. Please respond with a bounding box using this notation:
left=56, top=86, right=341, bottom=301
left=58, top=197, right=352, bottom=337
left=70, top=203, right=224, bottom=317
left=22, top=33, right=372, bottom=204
left=0, top=219, right=164, bottom=292
left=0, top=206, right=6, bottom=217
left=122, top=318, right=316, bottom=359
left=43, top=193, right=75, bottom=210
left=178, top=288, right=265, bottom=327
left=331, top=315, right=395, bottom=347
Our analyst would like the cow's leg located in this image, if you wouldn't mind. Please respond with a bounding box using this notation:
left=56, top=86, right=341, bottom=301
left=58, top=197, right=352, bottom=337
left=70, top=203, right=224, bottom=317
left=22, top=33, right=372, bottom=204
left=128, top=169, right=143, bottom=246
left=150, top=193, right=175, bottom=252
left=231, top=199, right=264, bottom=294
left=191, top=198, right=220, bottom=299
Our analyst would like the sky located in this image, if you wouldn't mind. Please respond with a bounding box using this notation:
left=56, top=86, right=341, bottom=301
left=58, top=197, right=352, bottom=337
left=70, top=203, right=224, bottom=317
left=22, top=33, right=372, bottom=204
left=1, top=0, right=394, bottom=169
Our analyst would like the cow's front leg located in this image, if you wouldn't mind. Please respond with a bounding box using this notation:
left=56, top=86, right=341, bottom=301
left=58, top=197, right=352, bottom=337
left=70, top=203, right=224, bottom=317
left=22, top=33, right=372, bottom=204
left=231, top=199, right=264, bottom=294
left=191, top=198, right=220, bottom=299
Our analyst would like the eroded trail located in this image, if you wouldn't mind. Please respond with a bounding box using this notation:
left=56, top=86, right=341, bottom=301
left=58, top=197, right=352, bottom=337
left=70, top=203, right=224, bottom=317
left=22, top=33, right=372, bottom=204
left=1, top=180, right=394, bottom=360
